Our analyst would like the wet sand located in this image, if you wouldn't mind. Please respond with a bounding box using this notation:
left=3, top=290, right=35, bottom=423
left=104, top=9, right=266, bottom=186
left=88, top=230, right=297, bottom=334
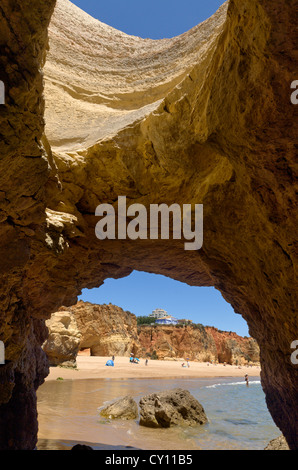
left=39, top=358, right=267, bottom=450
left=46, top=356, right=260, bottom=382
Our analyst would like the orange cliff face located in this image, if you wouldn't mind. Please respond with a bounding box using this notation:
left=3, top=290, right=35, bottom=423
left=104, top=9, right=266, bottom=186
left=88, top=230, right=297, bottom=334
left=138, top=324, right=217, bottom=362
left=43, top=301, right=260, bottom=366
left=43, top=301, right=140, bottom=365
left=138, top=324, right=260, bottom=365
left=204, top=327, right=260, bottom=365
left=71, top=301, right=140, bottom=357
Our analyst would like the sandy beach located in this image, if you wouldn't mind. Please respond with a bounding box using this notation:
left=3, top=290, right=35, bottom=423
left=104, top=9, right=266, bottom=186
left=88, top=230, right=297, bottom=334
left=45, top=356, right=261, bottom=382
left=38, top=357, right=272, bottom=451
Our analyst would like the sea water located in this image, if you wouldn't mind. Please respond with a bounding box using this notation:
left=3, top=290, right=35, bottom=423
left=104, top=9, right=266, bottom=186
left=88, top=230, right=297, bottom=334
left=37, top=376, right=280, bottom=450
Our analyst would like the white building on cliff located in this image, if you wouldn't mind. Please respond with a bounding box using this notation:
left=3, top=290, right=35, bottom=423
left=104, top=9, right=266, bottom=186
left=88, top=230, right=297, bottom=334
left=149, top=308, right=168, bottom=319
left=155, top=316, right=178, bottom=325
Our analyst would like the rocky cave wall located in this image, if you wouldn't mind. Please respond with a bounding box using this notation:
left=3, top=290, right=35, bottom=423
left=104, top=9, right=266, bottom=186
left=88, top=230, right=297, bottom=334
left=0, top=0, right=297, bottom=450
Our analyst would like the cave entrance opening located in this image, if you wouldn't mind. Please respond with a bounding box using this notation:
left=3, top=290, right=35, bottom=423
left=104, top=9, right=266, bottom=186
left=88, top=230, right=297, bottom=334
left=77, top=270, right=254, bottom=364
left=37, top=270, right=275, bottom=451
left=70, top=0, right=226, bottom=40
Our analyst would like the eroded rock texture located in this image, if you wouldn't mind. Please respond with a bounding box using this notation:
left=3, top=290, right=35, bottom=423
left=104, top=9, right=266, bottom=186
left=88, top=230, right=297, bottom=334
left=205, top=327, right=260, bottom=364
left=43, top=301, right=259, bottom=365
left=0, top=0, right=56, bottom=450
left=139, top=388, right=208, bottom=428
left=138, top=324, right=260, bottom=364
left=99, top=396, right=139, bottom=421
left=42, top=310, right=82, bottom=366
left=0, top=0, right=297, bottom=450
left=43, top=301, right=140, bottom=361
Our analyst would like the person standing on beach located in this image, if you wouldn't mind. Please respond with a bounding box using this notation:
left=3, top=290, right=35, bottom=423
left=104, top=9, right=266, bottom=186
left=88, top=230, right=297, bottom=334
left=245, top=374, right=249, bottom=386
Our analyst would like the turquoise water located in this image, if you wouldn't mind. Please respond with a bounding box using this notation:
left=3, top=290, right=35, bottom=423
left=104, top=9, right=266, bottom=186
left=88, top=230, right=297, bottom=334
left=37, top=377, right=280, bottom=450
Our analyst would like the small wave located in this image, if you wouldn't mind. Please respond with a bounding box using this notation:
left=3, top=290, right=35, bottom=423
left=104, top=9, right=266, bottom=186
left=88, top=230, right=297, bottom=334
left=205, top=380, right=260, bottom=389
left=224, top=418, right=259, bottom=426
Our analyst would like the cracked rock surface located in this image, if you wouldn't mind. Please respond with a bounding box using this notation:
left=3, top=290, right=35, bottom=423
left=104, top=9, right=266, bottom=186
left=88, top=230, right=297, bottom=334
left=139, top=388, right=208, bottom=428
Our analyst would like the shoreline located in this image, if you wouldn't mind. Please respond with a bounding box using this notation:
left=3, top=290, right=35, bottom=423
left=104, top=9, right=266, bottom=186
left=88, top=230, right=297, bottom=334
left=45, top=356, right=261, bottom=382
left=38, top=357, right=269, bottom=451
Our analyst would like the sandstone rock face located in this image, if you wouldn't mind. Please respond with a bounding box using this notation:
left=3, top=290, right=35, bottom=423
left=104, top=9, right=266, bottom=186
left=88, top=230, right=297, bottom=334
left=0, top=0, right=56, bottom=450
left=138, top=324, right=217, bottom=362
left=138, top=324, right=259, bottom=364
left=205, top=327, right=260, bottom=365
left=43, top=302, right=140, bottom=362
left=43, top=302, right=259, bottom=365
left=69, top=301, right=139, bottom=357
left=43, top=301, right=258, bottom=366
left=43, top=311, right=81, bottom=366
left=0, top=0, right=297, bottom=450
left=99, top=396, right=138, bottom=421
left=139, top=388, right=208, bottom=428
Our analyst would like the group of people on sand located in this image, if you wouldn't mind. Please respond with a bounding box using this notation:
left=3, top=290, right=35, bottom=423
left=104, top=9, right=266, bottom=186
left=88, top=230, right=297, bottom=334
left=110, top=356, right=250, bottom=384
left=128, top=356, right=149, bottom=366
left=181, top=361, right=190, bottom=368
left=109, top=355, right=150, bottom=366
left=129, top=357, right=139, bottom=364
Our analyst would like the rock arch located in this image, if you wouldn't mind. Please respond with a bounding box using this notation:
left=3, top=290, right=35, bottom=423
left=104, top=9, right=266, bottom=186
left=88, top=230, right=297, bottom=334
left=0, top=0, right=297, bottom=450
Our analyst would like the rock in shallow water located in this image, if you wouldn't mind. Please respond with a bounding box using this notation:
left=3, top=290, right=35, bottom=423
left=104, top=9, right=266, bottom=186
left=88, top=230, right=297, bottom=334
left=139, top=388, right=208, bottom=428
left=99, top=396, right=139, bottom=421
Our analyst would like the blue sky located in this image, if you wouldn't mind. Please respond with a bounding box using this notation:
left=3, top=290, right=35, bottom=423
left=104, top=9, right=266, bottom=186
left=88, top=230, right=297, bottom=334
left=79, top=272, right=249, bottom=336
left=72, top=0, right=249, bottom=336
left=71, top=0, right=226, bottom=39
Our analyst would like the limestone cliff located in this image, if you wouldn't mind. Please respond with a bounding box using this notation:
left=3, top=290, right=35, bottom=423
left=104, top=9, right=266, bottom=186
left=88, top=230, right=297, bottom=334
left=43, top=301, right=259, bottom=365
left=0, top=0, right=297, bottom=450
left=43, top=311, right=82, bottom=366
left=43, top=301, right=139, bottom=364
left=138, top=324, right=259, bottom=364
left=138, top=324, right=216, bottom=362
left=205, top=327, right=260, bottom=364
left=69, top=301, right=139, bottom=357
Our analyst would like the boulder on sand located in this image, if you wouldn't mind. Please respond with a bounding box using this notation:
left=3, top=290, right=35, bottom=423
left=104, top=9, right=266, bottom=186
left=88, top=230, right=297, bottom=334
left=139, top=388, right=207, bottom=428
left=99, top=396, right=138, bottom=420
